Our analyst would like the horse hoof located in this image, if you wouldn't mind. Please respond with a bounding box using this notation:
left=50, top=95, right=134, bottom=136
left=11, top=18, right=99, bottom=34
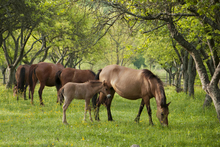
left=63, top=122, right=69, bottom=125
left=134, top=118, right=140, bottom=123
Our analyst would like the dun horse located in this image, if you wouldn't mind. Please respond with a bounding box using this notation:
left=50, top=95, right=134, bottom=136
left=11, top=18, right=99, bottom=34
left=13, top=64, right=30, bottom=100
left=55, top=68, right=96, bottom=104
left=93, top=65, right=171, bottom=126
left=58, top=80, right=111, bottom=124
left=29, top=62, right=64, bottom=105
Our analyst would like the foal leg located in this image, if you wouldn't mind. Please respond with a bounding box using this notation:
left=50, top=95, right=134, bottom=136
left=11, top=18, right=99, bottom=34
left=63, top=97, right=73, bottom=124
left=84, top=98, right=93, bottom=122
left=134, top=99, right=145, bottom=123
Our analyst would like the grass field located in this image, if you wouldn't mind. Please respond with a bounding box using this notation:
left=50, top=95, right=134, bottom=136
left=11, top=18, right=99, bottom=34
left=0, top=84, right=219, bottom=147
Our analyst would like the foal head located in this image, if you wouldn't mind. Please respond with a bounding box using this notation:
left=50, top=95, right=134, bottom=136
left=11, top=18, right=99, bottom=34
left=100, top=80, right=111, bottom=99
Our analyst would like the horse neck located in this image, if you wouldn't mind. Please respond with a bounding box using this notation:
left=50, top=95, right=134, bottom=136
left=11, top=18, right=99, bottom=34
left=154, top=83, right=166, bottom=107
left=88, top=82, right=103, bottom=94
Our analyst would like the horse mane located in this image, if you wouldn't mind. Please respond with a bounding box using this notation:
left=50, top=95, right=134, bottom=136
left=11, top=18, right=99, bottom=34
left=88, top=80, right=102, bottom=87
left=142, top=69, right=167, bottom=107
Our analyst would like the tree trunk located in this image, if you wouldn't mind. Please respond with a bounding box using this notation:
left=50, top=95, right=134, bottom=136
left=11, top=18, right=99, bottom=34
left=175, top=66, right=183, bottom=93
left=183, top=51, right=189, bottom=93
left=1, top=67, right=6, bottom=84
left=6, top=66, right=16, bottom=88
left=203, top=94, right=212, bottom=108
left=167, top=19, right=220, bottom=123
left=188, top=55, right=197, bottom=98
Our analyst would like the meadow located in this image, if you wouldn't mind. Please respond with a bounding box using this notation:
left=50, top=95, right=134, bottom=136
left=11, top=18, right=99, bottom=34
left=0, top=84, right=219, bottom=147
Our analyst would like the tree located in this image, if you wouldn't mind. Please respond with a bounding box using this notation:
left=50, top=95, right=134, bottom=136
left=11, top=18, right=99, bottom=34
left=1, top=0, right=44, bottom=88
left=91, top=1, right=220, bottom=122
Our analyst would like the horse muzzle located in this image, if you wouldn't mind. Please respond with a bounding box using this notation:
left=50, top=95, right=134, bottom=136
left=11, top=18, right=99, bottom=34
left=107, top=94, right=111, bottom=99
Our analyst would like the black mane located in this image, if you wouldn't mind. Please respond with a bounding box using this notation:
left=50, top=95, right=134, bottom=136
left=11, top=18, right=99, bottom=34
left=142, top=69, right=167, bottom=107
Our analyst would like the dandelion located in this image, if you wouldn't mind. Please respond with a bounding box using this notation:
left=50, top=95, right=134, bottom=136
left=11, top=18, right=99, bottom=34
left=82, top=137, right=85, bottom=141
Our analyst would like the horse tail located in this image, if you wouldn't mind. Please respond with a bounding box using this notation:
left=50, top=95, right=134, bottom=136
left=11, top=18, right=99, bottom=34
left=55, top=70, right=62, bottom=91
left=92, top=69, right=102, bottom=109
left=58, top=88, right=65, bottom=104
left=29, top=64, right=38, bottom=91
left=94, top=69, right=102, bottom=80
left=18, top=66, right=26, bottom=93
left=89, top=70, right=96, bottom=76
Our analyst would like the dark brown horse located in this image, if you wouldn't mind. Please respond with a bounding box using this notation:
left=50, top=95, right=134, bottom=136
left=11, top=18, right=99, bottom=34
left=13, top=64, right=30, bottom=100
left=29, top=62, right=64, bottom=105
left=93, top=65, right=171, bottom=126
left=55, top=68, right=96, bottom=103
left=59, top=80, right=111, bottom=124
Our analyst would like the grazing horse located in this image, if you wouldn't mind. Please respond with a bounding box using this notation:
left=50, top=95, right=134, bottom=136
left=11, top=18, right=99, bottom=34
left=58, top=80, right=111, bottom=124
left=13, top=64, right=30, bottom=100
left=93, top=65, right=171, bottom=126
left=29, top=62, right=64, bottom=105
left=55, top=68, right=96, bottom=104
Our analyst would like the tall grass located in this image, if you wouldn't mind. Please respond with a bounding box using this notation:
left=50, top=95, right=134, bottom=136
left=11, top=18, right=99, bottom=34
left=0, top=85, right=219, bottom=147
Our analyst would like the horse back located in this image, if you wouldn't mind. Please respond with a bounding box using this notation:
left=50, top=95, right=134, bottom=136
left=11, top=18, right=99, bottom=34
left=62, top=82, right=88, bottom=100
left=60, top=68, right=95, bottom=86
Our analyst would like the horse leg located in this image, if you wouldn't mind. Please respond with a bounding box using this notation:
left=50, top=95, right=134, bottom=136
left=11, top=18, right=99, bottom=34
left=106, top=89, right=115, bottom=121
left=134, top=99, right=145, bottom=123
left=16, top=88, right=19, bottom=101
left=38, top=84, right=45, bottom=106
left=62, top=97, right=73, bottom=125
left=23, top=84, right=28, bottom=100
left=84, top=99, right=93, bottom=122
left=85, top=99, right=93, bottom=122
left=94, top=96, right=102, bottom=121
left=28, top=86, right=31, bottom=99
left=143, top=97, right=154, bottom=125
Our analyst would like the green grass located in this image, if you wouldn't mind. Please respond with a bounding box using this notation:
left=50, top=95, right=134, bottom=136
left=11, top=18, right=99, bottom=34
left=0, top=85, right=219, bottom=147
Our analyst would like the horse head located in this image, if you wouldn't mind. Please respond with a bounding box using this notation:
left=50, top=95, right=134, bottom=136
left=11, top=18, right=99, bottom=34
left=156, top=102, right=171, bottom=126
left=101, top=80, right=111, bottom=99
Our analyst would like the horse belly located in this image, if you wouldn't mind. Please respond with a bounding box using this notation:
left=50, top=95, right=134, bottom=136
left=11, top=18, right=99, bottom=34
left=113, top=82, right=142, bottom=99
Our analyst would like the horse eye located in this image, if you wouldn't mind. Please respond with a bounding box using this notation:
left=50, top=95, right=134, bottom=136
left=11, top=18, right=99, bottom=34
left=161, top=113, right=164, bottom=116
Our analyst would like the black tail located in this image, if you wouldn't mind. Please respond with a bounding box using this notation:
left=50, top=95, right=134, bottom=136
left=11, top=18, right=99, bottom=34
left=55, top=70, right=62, bottom=91
left=92, top=69, right=102, bottom=109
left=17, top=67, right=25, bottom=93
left=94, top=69, right=102, bottom=80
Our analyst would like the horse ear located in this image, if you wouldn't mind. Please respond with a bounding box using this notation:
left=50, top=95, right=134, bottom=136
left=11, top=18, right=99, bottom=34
left=102, top=80, right=105, bottom=85
left=167, top=102, right=171, bottom=106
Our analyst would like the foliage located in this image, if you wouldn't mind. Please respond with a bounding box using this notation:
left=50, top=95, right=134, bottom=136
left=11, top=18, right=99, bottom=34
left=0, top=85, right=219, bottom=146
